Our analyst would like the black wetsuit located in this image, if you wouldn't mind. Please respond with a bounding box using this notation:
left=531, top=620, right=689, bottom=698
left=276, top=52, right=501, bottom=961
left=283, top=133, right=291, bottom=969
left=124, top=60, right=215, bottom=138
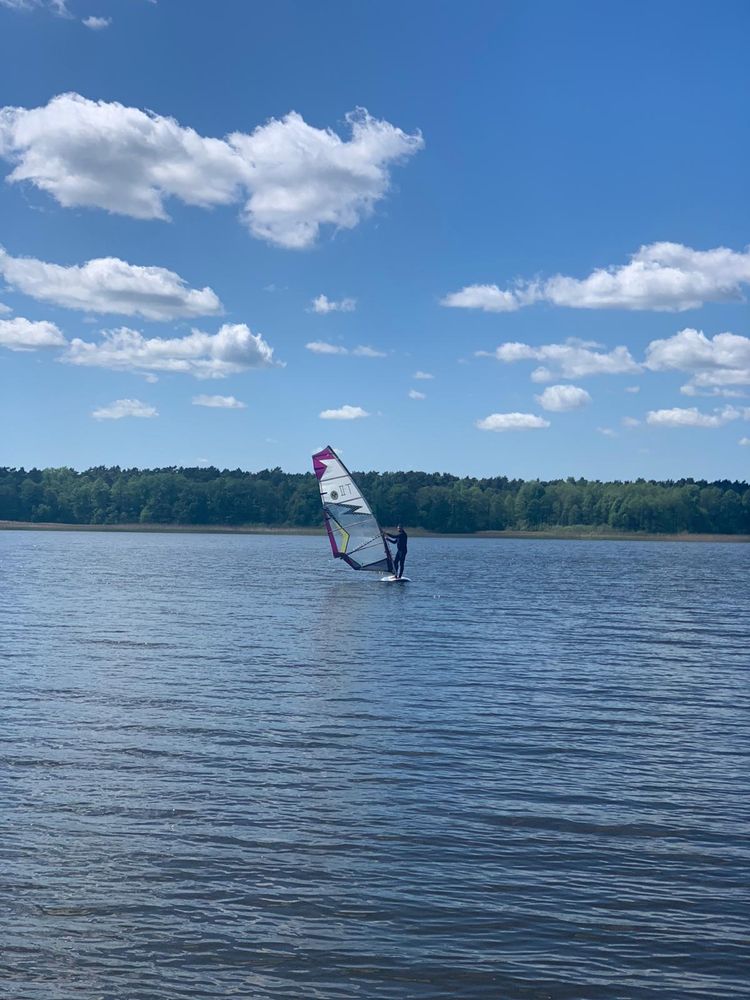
left=386, top=529, right=408, bottom=577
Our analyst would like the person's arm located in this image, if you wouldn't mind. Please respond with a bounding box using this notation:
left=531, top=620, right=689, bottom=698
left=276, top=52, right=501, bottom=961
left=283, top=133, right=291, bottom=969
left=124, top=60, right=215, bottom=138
left=385, top=533, right=397, bottom=543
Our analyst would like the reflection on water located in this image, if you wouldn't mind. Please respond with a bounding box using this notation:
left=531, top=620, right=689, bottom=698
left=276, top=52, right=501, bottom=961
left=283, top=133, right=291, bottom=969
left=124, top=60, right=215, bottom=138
left=1, top=530, right=749, bottom=999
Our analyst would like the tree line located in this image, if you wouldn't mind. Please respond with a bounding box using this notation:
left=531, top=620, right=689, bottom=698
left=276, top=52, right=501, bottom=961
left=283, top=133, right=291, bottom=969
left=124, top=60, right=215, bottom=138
left=1, top=465, right=749, bottom=534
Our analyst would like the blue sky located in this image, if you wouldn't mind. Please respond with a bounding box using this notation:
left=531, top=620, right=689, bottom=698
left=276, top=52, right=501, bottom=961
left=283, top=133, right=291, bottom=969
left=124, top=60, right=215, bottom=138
left=1, top=0, right=749, bottom=480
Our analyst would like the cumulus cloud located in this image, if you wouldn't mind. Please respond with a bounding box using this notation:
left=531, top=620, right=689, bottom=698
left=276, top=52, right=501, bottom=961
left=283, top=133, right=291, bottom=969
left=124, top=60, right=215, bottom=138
left=319, top=404, right=370, bottom=420
left=64, top=323, right=280, bottom=379
left=413, top=370, right=433, bottom=380
left=309, top=294, right=356, bottom=314
left=645, top=327, right=750, bottom=393
left=646, top=404, right=748, bottom=428
left=535, top=384, right=591, bottom=412
left=441, top=284, right=530, bottom=313
left=92, top=398, right=157, bottom=420
left=0, top=316, right=65, bottom=350
left=305, top=341, right=385, bottom=357
left=0, top=94, right=423, bottom=249
left=408, top=389, right=426, bottom=400
left=443, top=243, right=750, bottom=313
left=478, top=338, right=640, bottom=382
left=0, top=248, right=221, bottom=320
left=82, top=15, right=110, bottom=29
left=476, top=412, right=550, bottom=432
left=192, top=394, right=246, bottom=409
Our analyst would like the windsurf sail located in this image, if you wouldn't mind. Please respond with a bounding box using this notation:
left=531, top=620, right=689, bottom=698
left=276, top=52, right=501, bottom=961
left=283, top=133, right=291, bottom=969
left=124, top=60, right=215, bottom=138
left=312, top=446, right=394, bottom=573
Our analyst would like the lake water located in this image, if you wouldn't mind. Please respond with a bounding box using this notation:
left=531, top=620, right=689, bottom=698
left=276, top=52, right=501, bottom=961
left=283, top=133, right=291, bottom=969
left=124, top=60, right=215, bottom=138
left=1, top=530, right=749, bottom=1000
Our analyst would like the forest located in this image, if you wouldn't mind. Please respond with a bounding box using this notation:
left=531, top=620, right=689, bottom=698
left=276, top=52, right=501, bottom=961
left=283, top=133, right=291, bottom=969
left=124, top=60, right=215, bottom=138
left=1, top=465, right=749, bottom=535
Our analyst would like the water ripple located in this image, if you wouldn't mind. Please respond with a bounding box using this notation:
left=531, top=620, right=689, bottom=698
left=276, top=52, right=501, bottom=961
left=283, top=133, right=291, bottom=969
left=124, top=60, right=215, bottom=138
left=1, top=531, right=748, bottom=999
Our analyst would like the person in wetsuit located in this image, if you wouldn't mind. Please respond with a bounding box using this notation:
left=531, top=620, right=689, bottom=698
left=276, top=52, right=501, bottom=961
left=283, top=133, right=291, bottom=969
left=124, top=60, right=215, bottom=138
left=385, top=525, right=408, bottom=578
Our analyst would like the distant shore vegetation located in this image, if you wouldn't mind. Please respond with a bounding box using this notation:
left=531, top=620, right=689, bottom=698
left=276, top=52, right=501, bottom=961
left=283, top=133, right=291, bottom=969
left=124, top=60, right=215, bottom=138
left=1, top=466, right=749, bottom=535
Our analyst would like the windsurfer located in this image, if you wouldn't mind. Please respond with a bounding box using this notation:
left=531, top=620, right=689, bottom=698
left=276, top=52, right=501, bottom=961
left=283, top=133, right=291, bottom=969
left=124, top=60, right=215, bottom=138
left=385, top=525, right=408, bottom=578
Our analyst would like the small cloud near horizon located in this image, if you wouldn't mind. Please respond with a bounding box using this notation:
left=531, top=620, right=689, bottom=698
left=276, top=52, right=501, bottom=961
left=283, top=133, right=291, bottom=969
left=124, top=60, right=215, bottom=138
left=92, top=398, right=157, bottom=420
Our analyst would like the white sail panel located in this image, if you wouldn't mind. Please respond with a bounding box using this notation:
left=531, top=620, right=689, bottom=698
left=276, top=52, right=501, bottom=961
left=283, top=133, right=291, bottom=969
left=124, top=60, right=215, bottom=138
left=312, top=446, right=393, bottom=573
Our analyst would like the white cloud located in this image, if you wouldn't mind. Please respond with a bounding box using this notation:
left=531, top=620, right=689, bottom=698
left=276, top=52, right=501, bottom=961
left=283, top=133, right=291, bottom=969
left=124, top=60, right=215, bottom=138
left=309, top=294, right=356, bottom=314
left=622, top=417, right=640, bottom=428
left=192, top=394, right=246, bottom=409
left=413, top=370, right=433, bottom=380
left=478, top=338, right=640, bottom=382
left=680, top=384, right=744, bottom=398
left=740, top=437, right=750, bottom=446
left=0, top=316, right=65, bottom=350
left=441, top=283, right=527, bottom=313
left=305, top=341, right=385, bottom=357
left=352, top=345, right=386, bottom=358
left=0, top=248, right=221, bottom=320
left=597, top=427, right=617, bottom=437
left=408, top=389, right=426, bottom=400
left=646, top=404, right=747, bottom=428
left=625, top=385, right=640, bottom=394
left=535, top=384, right=591, bottom=412
left=0, top=302, right=11, bottom=314
left=64, top=323, right=280, bottom=379
left=306, top=341, right=347, bottom=355
left=82, top=15, right=110, bottom=29
left=476, top=412, right=550, bottom=432
left=319, top=404, right=370, bottom=420
left=92, top=398, right=157, bottom=420
left=0, top=94, right=423, bottom=249
left=0, top=1, right=69, bottom=14
left=645, top=327, right=750, bottom=393
left=443, top=243, right=750, bottom=313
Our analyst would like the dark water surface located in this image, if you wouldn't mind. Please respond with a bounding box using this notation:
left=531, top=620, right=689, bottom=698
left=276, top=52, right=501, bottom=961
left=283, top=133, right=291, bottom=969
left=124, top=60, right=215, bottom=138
left=2, top=530, right=748, bottom=1000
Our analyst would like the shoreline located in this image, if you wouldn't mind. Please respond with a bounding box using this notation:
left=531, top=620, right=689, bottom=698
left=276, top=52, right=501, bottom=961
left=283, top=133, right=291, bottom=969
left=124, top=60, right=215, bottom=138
left=1, top=520, right=748, bottom=543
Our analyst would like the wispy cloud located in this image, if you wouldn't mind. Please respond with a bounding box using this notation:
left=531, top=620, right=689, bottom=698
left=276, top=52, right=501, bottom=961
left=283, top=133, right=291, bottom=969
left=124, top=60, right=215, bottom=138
left=476, top=412, right=550, bottom=432
left=319, top=404, right=370, bottom=420
left=0, top=247, right=221, bottom=321
left=408, top=389, right=426, bottom=400
left=443, top=243, right=750, bottom=313
left=305, top=341, right=385, bottom=358
left=413, top=370, right=433, bottom=380
left=0, top=94, right=423, bottom=249
left=0, top=316, right=65, bottom=350
left=192, top=394, right=246, bottom=409
left=0, top=1, right=70, bottom=15
left=92, top=398, right=157, bottom=420
left=64, top=323, right=280, bottom=379
left=352, top=345, right=386, bottom=358
left=309, top=294, right=356, bottom=314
